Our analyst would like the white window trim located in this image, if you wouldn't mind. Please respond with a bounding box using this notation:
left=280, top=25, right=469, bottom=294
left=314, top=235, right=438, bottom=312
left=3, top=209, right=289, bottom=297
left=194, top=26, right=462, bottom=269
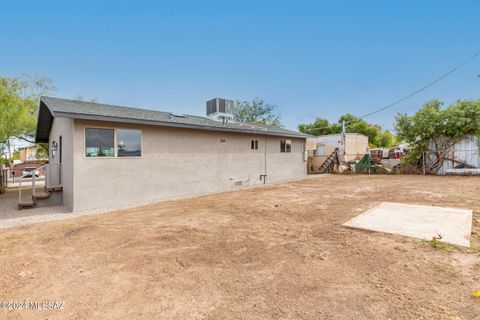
left=84, top=126, right=143, bottom=159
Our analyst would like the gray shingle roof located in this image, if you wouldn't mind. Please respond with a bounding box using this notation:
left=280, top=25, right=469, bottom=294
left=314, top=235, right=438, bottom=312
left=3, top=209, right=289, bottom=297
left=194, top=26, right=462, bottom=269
left=35, top=96, right=309, bottom=142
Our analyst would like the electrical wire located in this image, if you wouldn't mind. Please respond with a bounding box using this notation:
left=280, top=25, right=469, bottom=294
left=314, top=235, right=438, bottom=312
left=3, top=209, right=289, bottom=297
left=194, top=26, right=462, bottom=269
left=304, top=49, right=480, bottom=133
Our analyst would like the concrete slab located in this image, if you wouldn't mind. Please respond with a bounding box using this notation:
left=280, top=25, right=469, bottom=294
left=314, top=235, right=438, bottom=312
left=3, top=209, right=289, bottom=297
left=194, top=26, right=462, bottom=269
left=344, top=202, right=473, bottom=247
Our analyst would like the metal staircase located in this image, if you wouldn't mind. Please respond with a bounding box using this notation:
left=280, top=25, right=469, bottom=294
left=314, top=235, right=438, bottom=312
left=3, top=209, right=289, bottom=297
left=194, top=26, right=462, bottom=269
left=318, top=148, right=340, bottom=173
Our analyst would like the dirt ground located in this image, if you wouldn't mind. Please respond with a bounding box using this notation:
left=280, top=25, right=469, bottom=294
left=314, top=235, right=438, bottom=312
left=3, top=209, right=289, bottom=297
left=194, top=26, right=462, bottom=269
left=0, top=175, right=479, bottom=320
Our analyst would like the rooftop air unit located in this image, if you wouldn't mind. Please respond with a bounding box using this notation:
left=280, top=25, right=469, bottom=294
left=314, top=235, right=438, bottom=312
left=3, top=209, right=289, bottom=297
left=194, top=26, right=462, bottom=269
left=206, top=98, right=235, bottom=122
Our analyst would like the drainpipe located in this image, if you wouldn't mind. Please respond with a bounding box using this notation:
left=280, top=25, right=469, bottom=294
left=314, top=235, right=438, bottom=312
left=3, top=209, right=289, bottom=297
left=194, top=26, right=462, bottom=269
left=262, top=135, right=267, bottom=184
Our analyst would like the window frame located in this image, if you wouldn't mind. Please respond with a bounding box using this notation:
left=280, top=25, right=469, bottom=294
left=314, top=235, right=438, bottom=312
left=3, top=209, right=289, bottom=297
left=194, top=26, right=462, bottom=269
left=316, top=143, right=326, bottom=156
left=251, top=139, right=259, bottom=150
left=280, top=139, right=292, bottom=153
left=116, top=128, right=143, bottom=158
left=84, top=126, right=143, bottom=159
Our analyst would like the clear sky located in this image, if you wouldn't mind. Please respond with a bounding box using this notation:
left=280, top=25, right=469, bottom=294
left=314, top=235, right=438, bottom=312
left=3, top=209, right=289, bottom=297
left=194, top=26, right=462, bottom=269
left=1, top=0, right=479, bottom=131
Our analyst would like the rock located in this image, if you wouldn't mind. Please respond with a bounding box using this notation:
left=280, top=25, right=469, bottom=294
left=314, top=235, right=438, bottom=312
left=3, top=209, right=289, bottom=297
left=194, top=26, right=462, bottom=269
left=18, top=271, right=31, bottom=278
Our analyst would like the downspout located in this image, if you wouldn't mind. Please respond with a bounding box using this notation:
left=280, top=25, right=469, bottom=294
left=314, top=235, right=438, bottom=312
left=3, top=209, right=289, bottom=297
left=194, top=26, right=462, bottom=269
left=257, top=135, right=268, bottom=184
left=264, top=135, right=267, bottom=173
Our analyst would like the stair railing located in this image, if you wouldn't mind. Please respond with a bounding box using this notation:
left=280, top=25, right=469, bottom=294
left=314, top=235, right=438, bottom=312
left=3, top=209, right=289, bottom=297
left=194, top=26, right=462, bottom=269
left=32, top=164, right=48, bottom=198
left=18, top=164, right=48, bottom=204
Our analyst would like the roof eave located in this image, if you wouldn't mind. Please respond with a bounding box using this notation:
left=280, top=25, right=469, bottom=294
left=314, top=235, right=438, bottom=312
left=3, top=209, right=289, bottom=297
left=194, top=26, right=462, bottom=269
left=53, top=111, right=308, bottom=139
left=35, top=99, right=54, bottom=143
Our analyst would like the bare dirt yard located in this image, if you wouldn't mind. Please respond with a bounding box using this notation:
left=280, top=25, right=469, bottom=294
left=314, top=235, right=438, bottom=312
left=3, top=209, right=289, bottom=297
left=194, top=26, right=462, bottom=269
left=1, top=175, right=479, bottom=319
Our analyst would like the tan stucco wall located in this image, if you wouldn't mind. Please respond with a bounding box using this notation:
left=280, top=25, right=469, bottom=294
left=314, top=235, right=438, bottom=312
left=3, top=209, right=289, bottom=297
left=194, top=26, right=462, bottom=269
left=49, top=117, right=74, bottom=210
left=70, top=119, right=306, bottom=212
left=307, top=133, right=368, bottom=162
left=344, top=134, right=368, bottom=161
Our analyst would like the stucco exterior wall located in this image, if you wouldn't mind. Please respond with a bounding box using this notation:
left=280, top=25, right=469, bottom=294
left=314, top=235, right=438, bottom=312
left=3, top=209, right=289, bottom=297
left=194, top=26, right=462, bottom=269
left=307, top=133, right=368, bottom=161
left=70, top=119, right=306, bottom=212
left=344, top=134, right=369, bottom=161
left=49, top=117, right=74, bottom=210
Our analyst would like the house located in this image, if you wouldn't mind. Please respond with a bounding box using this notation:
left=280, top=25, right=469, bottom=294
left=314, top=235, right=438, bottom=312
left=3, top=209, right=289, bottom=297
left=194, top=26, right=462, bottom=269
left=306, top=133, right=368, bottom=173
left=19, top=144, right=48, bottom=162
left=426, top=135, right=480, bottom=175
left=33, top=97, right=308, bottom=212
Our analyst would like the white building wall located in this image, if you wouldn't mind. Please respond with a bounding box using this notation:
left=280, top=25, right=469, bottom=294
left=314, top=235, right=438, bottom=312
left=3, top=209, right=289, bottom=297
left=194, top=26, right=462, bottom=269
left=71, top=119, right=306, bottom=212
left=48, top=117, right=75, bottom=210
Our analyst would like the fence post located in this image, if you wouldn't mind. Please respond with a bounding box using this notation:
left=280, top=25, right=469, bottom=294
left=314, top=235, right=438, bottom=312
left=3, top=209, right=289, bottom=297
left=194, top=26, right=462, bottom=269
left=32, top=172, right=36, bottom=198
left=368, top=154, right=371, bottom=174
left=423, top=151, right=426, bottom=175
left=18, top=177, right=22, bottom=204
left=0, top=170, right=4, bottom=194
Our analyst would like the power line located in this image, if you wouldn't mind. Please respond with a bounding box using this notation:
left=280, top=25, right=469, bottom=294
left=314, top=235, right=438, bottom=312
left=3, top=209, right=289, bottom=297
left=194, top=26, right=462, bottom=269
left=357, top=49, right=480, bottom=119
left=305, top=49, right=480, bottom=133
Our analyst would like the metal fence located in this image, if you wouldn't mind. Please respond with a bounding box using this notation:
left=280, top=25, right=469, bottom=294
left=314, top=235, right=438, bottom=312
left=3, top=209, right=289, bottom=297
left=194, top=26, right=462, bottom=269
left=422, top=149, right=480, bottom=175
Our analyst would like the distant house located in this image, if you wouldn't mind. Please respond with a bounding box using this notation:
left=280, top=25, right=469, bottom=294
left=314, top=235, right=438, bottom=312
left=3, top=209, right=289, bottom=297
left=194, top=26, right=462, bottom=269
left=426, top=135, right=480, bottom=175
left=32, top=97, right=308, bottom=212
left=10, top=145, right=47, bottom=178
left=306, top=133, right=368, bottom=173
left=19, top=145, right=47, bottom=162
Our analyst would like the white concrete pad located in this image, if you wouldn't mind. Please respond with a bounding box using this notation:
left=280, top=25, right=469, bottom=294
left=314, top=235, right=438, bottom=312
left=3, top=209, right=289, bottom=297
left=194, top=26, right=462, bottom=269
left=343, top=202, right=473, bottom=247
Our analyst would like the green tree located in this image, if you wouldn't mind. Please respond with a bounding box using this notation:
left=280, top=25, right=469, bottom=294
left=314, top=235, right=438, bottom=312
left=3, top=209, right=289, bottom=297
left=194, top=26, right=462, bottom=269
left=395, top=99, right=480, bottom=170
left=234, top=98, right=283, bottom=127
left=298, top=117, right=341, bottom=136
left=0, top=75, right=55, bottom=158
left=376, top=130, right=395, bottom=148
left=299, top=113, right=395, bottom=148
left=12, top=149, right=20, bottom=160
left=339, top=114, right=381, bottom=146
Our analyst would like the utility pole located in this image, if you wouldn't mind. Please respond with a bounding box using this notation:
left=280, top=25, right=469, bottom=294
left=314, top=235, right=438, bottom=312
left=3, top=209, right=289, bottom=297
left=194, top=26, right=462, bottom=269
left=341, top=120, right=346, bottom=164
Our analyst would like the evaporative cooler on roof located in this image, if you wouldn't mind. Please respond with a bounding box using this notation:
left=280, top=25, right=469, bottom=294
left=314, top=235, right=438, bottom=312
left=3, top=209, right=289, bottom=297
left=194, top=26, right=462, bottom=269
left=206, top=98, right=235, bottom=122
left=206, top=98, right=234, bottom=115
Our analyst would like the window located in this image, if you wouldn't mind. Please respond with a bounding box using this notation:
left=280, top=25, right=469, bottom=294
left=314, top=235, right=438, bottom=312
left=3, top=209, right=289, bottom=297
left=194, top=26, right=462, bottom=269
left=251, top=140, right=258, bottom=150
left=85, top=128, right=142, bottom=158
left=117, top=129, right=142, bottom=157
left=85, top=128, right=114, bottom=157
left=280, top=139, right=292, bottom=153
left=316, top=144, right=325, bottom=156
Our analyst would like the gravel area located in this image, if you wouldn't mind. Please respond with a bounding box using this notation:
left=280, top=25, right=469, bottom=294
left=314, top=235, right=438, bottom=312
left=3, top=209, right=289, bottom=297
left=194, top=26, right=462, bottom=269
left=0, top=188, right=70, bottom=229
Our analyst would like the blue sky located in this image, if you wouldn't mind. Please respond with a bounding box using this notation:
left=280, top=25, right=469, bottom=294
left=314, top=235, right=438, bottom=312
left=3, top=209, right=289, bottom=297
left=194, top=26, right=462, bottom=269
left=1, top=0, right=479, bottom=131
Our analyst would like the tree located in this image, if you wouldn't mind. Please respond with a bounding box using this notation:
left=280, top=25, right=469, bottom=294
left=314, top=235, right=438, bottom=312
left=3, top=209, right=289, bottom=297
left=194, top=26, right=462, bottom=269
left=233, top=98, right=283, bottom=127
left=0, top=75, right=55, bottom=158
left=395, top=99, right=480, bottom=170
left=298, top=117, right=341, bottom=136
left=298, top=113, right=395, bottom=148
left=376, top=130, right=395, bottom=148
left=12, top=149, right=20, bottom=160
